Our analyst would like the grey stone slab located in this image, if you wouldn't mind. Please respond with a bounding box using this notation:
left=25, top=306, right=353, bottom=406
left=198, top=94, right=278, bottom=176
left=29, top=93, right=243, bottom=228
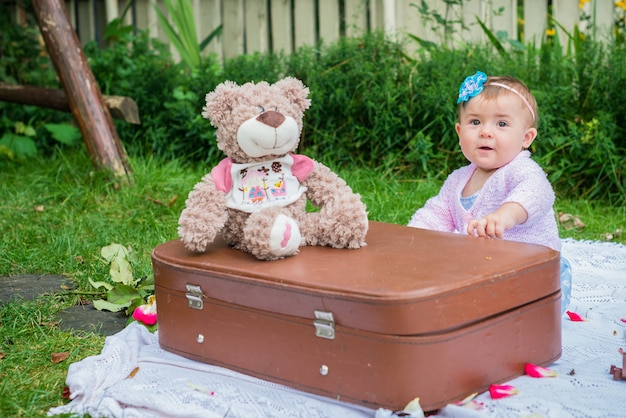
left=1, top=274, right=128, bottom=336
left=0, top=274, right=71, bottom=304
left=56, top=304, right=128, bottom=336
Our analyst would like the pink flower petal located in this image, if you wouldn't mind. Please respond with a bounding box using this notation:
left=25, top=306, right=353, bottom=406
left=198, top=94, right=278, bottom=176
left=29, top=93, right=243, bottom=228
left=525, top=363, right=557, bottom=378
left=462, top=400, right=484, bottom=410
left=620, top=318, right=626, bottom=323
left=456, top=393, right=478, bottom=406
left=132, top=295, right=158, bottom=325
left=488, top=384, right=519, bottom=399
left=566, top=310, right=586, bottom=322
left=455, top=393, right=484, bottom=410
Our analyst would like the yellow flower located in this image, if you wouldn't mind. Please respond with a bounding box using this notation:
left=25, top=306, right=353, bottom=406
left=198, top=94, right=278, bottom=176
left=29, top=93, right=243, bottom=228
left=579, top=0, right=590, bottom=9
left=546, top=28, right=556, bottom=37
left=616, top=1, right=626, bottom=11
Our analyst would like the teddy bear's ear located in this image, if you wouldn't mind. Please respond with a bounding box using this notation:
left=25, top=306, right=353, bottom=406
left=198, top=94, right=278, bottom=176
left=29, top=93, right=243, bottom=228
left=202, top=81, right=240, bottom=125
left=273, top=77, right=311, bottom=112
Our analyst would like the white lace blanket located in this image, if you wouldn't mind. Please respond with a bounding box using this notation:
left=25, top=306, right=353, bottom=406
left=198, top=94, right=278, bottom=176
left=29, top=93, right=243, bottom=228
left=49, top=238, right=626, bottom=418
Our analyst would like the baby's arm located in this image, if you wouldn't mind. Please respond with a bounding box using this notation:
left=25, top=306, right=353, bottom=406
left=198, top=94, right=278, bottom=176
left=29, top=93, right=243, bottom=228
left=466, top=202, right=528, bottom=238
left=467, top=158, right=554, bottom=239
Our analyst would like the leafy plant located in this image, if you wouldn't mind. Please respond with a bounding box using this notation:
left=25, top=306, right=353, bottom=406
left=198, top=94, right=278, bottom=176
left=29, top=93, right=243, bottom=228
left=89, top=243, right=154, bottom=315
left=475, top=16, right=525, bottom=59
left=0, top=120, right=81, bottom=160
left=43, top=123, right=82, bottom=145
left=411, top=0, right=467, bottom=49
left=153, top=0, right=222, bottom=70
left=0, top=121, right=37, bottom=160
left=0, top=5, right=57, bottom=87
left=102, top=0, right=136, bottom=43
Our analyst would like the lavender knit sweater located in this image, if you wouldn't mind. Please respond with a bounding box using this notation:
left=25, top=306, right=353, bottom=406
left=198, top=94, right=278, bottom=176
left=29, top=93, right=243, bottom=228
left=408, top=151, right=561, bottom=252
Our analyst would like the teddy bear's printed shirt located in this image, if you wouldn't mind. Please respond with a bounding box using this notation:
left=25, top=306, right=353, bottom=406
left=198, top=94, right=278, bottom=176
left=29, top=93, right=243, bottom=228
left=212, top=154, right=313, bottom=213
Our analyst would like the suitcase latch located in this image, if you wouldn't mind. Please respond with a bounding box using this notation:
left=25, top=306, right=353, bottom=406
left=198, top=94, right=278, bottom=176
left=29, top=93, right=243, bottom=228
left=185, top=284, right=204, bottom=310
left=314, top=310, right=335, bottom=340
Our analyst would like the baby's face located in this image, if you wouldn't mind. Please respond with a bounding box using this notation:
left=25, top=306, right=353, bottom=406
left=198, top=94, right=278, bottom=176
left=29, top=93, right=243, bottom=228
left=455, top=94, right=537, bottom=173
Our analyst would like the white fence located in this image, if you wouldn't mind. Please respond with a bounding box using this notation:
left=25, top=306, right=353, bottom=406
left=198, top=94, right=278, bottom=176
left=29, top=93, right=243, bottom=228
left=17, top=1, right=625, bottom=61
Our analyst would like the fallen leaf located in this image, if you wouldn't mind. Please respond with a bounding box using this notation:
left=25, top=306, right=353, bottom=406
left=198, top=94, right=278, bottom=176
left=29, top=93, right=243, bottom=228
left=0, top=351, right=5, bottom=360
left=558, top=212, right=574, bottom=223
left=146, top=197, right=166, bottom=205
left=33, top=205, right=45, bottom=212
left=605, top=228, right=623, bottom=241
left=168, top=194, right=178, bottom=206
left=51, top=351, right=70, bottom=363
left=573, top=216, right=585, bottom=229
left=62, top=386, right=71, bottom=399
left=558, top=213, right=585, bottom=230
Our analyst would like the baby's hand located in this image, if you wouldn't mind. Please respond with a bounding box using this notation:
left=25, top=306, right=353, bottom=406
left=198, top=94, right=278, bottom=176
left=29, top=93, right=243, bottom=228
left=467, top=203, right=528, bottom=239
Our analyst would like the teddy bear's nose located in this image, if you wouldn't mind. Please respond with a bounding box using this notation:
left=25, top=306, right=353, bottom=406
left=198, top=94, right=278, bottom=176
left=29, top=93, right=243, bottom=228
left=256, top=110, right=285, bottom=128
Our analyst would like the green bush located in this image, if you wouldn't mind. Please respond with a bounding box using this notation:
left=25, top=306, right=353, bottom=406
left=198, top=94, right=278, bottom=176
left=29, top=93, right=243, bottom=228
left=0, top=9, right=83, bottom=158
left=1, top=20, right=624, bottom=203
left=84, top=31, right=222, bottom=162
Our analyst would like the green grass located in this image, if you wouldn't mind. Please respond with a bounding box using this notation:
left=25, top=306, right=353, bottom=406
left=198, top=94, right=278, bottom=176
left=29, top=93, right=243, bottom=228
left=0, top=149, right=624, bottom=416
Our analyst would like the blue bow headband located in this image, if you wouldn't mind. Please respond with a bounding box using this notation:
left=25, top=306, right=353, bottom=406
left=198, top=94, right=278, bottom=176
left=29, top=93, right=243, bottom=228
left=457, top=71, right=536, bottom=120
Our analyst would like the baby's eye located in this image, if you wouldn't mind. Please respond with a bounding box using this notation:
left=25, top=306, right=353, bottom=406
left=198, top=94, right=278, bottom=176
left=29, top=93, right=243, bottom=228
left=497, top=121, right=508, bottom=127
left=257, top=105, right=265, bottom=113
left=470, top=119, right=480, bottom=126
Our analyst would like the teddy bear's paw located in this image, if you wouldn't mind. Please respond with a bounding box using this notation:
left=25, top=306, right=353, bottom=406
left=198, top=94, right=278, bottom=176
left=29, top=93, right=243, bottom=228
left=269, top=214, right=301, bottom=257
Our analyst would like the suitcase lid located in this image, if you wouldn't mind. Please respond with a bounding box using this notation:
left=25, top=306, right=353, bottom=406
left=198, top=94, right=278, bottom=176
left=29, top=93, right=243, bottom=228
left=152, top=221, right=560, bottom=336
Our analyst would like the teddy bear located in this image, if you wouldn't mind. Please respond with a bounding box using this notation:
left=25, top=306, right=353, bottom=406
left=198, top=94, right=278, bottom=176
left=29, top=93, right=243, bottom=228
left=177, top=77, right=369, bottom=260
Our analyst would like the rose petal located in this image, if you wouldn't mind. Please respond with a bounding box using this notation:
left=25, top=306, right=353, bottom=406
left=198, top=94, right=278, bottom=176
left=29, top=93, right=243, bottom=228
left=402, top=397, right=424, bottom=415
left=488, top=384, right=519, bottom=399
left=132, top=308, right=158, bottom=325
left=566, top=310, right=586, bottom=322
left=525, top=363, right=557, bottom=378
left=462, top=400, right=484, bottom=411
left=455, top=393, right=484, bottom=410
left=132, top=295, right=158, bottom=325
left=456, top=393, right=478, bottom=406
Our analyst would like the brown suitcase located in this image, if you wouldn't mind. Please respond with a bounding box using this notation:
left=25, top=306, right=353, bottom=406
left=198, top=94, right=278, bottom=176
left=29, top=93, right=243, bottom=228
left=152, top=221, right=561, bottom=412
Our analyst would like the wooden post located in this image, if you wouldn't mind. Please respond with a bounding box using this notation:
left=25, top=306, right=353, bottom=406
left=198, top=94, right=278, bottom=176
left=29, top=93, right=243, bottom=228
left=32, top=0, right=132, bottom=179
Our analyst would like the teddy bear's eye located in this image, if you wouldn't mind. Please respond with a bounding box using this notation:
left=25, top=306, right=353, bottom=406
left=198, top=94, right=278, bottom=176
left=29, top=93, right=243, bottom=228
left=257, top=105, right=265, bottom=113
